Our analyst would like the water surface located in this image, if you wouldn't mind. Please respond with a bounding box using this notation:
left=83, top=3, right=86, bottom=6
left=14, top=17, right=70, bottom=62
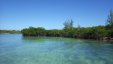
left=0, top=34, right=113, bottom=64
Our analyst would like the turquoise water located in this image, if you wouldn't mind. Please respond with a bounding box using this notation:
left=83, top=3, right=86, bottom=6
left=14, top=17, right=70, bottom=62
left=0, top=34, right=113, bottom=64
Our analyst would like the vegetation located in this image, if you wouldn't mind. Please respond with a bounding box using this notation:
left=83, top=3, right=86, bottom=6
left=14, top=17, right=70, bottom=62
left=21, top=10, right=113, bottom=40
left=106, top=10, right=113, bottom=29
left=0, top=30, right=20, bottom=34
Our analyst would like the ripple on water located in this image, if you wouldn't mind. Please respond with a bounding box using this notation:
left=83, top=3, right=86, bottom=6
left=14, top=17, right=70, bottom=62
left=0, top=34, right=113, bottom=64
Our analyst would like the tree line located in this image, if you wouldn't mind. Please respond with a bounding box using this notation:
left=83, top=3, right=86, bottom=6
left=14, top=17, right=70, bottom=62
left=21, top=10, right=113, bottom=40
left=0, top=30, right=20, bottom=34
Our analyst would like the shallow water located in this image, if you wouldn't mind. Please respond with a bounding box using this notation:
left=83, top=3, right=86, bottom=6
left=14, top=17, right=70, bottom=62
left=0, top=34, right=113, bottom=64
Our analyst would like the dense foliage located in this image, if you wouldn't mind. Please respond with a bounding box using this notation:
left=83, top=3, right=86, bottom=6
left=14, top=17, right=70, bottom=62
left=21, top=11, right=113, bottom=40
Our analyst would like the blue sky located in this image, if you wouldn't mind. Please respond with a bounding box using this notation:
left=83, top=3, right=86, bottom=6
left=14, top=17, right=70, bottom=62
left=0, top=0, right=113, bottom=30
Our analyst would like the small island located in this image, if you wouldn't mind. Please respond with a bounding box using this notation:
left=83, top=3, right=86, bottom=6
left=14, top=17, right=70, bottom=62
left=21, top=10, right=113, bottom=40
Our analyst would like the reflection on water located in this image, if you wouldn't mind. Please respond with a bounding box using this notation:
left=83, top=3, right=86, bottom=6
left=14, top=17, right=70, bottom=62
left=0, top=34, right=113, bottom=64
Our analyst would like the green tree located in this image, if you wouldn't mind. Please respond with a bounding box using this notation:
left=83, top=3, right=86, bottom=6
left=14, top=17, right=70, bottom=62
left=106, top=10, right=113, bottom=29
left=63, top=19, right=74, bottom=30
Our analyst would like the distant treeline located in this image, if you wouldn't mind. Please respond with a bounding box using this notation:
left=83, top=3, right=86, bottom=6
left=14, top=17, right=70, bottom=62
left=0, top=30, right=20, bottom=34
left=21, top=10, right=113, bottom=40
